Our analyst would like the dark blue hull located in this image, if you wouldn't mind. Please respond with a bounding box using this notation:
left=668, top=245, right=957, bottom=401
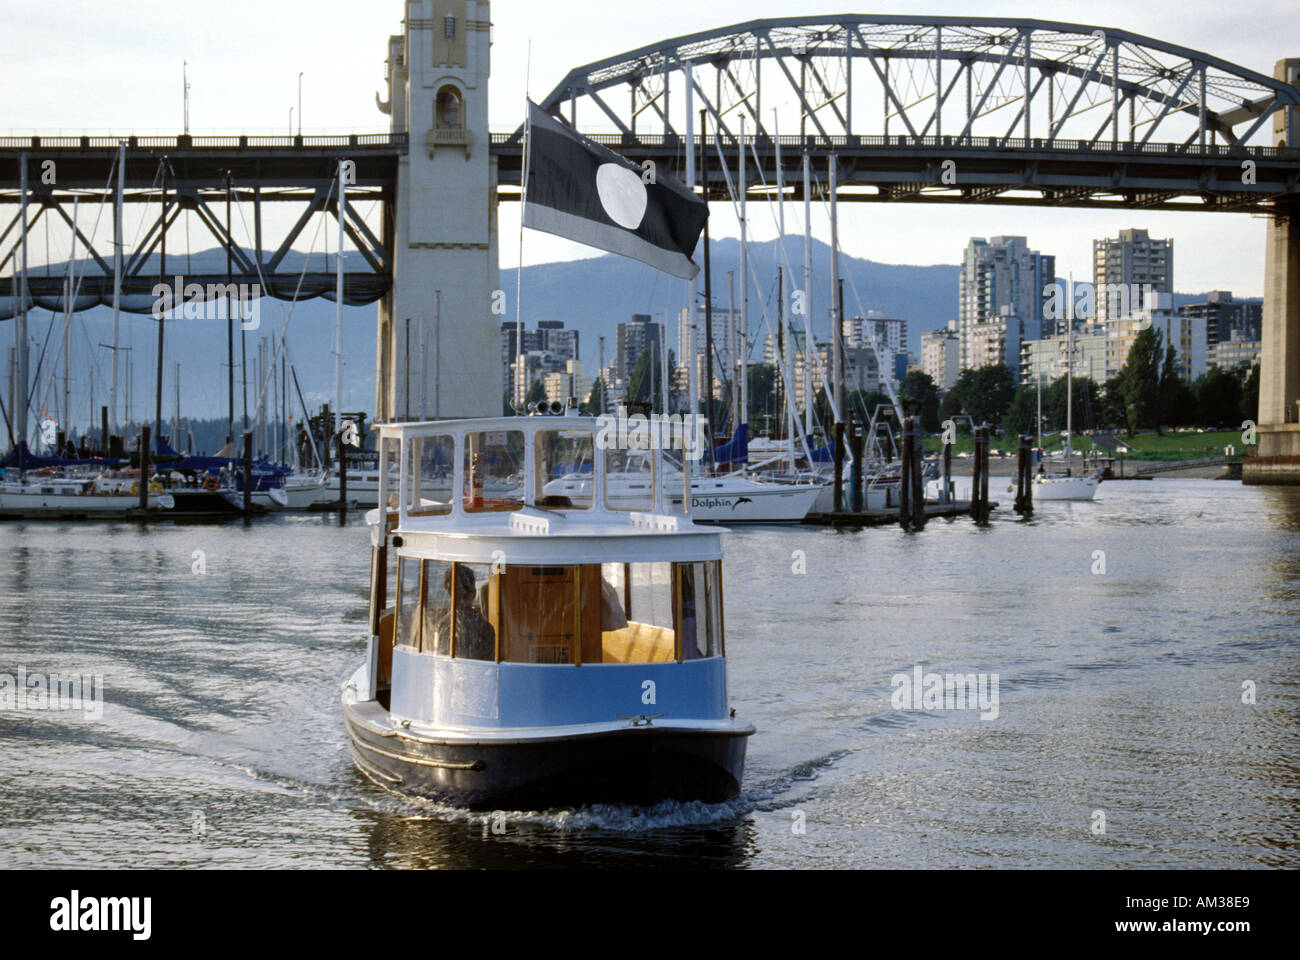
left=344, top=703, right=752, bottom=810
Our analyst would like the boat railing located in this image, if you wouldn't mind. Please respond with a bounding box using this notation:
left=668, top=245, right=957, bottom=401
left=377, top=416, right=695, bottom=527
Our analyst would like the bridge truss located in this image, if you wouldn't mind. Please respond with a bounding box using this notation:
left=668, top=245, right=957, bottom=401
left=493, top=15, right=1300, bottom=213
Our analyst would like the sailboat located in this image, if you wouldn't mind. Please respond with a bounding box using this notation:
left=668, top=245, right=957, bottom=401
left=1035, top=275, right=1100, bottom=502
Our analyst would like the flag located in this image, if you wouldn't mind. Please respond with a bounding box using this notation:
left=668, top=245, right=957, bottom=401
left=523, top=100, right=708, bottom=280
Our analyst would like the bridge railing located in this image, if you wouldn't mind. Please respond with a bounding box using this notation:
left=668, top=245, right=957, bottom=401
left=488, top=131, right=1299, bottom=160
left=0, top=133, right=410, bottom=151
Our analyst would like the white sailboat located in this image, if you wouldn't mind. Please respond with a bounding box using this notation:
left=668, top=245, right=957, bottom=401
left=1036, top=275, right=1099, bottom=502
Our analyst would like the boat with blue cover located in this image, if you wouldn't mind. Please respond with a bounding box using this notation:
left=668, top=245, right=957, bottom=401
left=341, top=412, right=755, bottom=809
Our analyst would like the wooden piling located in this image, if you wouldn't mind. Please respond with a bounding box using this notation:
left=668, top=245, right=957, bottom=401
left=899, top=417, right=913, bottom=529
left=338, top=430, right=349, bottom=519
left=910, top=416, right=926, bottom=530
left=832, top=421, right=845, bottom=513
left=242, top=430, right=253, bottom=516
left=850, top=421, right=864, bottom=513
left=980, top=426, right=990, bottom=522
left=1015, top=434, right=1034, bottom=516
left=138, top=424, right=151, bottom=511
left=100, top=406, right=108, bottom=454
left=971, top=425, right=988, bottom=524
left=941, top=436, right=952, bottom=505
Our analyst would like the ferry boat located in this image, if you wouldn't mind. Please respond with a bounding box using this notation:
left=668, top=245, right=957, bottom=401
left=341, top=414, right=755, bottom=809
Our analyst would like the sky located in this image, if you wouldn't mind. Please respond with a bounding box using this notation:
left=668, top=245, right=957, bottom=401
left=1, top=0, right=1294, bottom=294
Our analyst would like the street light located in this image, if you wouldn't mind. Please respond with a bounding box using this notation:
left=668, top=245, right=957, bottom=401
left=298, top=72, right=304, bottom=137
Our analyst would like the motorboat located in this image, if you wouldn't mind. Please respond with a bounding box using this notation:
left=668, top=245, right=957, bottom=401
left=341, top=414, right=755, bottom=809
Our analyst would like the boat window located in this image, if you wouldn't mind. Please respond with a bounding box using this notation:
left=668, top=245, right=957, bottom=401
left=395, top=556, right=437, bottom=649
left=398, top=559, right=722, bottom=665
left=379, top=437, right=400, bottom=510
left=533, top=430, right=593, bottom=510
left=678, top=561, right=722, bottom=659
left=604, top=448, right=656, bottom=512
left=407, top=434, right=454, bottom=517
left=425, top=562, right=496, bottom=661
left=463, top=430, right=524, bottom=512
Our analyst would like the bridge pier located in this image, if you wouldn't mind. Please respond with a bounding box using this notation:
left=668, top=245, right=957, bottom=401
left=1246, top=59, right=1300, bottom=485
left=376, top=0, right=499, bottom=424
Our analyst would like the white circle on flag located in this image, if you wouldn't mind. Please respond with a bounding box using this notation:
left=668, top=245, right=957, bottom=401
left=596, top=163, right=648, bottom=230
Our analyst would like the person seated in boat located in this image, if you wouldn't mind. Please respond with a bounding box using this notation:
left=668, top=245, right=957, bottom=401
left=430, top=564, right=496, bottom=661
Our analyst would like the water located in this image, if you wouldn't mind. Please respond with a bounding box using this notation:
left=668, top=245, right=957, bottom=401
left=1, top=479, right=1297, bottom=868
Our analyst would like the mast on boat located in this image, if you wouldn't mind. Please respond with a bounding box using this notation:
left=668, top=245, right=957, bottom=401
left=1065, top=272, right=1075, bottom=477
left=17, top=152, right=29, bottom=452
left=738, top=115, right=748, bottom=467
left=334, top=158, right=346, bottom=444
left=111, top=142, right=124, bottom=442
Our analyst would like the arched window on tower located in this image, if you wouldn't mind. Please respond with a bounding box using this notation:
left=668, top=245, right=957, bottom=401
left=435, top=86, right=462, bottom=131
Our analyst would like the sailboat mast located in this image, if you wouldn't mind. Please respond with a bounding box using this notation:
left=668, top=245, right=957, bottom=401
left=63, top=198, right=79, bottom=447
left=225, top=173, right=234, bottom=445
left=738, top=114, right=748, bottom=441
left=111, top=143, right=124, bottom=441
left=334, top=158, right=346, bottom=441
left=17, top=153, right=29, bottom=450
left=155, top=160, right=167, bottom=444
left=802, top=151, right=813, bottom=437
left=1066, top=272, right=1074, bottom=474
left=699, top=108, right=714, bottom=460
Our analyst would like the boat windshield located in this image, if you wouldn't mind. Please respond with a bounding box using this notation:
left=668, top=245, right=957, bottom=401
left=534, top=429, right=594, bottom=510
left=394, top=558, right=722, bottom=664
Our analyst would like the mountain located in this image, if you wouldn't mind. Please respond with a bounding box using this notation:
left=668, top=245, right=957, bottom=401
left=5, top=242, right=1252, bottom=431
left=501, top=236, right=960, bottom=372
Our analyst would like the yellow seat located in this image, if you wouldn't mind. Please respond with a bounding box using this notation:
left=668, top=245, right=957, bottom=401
left=600, top=622, right=676, bottom=663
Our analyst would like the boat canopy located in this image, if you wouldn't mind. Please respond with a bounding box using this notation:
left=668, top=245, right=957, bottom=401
left=711, top=423, right=748, bottom=465
left=0, top=442, right=123, bottom=471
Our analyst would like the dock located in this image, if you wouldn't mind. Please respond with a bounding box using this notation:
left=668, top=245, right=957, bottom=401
left=804, top=501, right=999, bottom=527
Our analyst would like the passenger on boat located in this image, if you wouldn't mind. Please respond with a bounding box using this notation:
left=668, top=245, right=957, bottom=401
left=430, top=564, right=496, bottom=661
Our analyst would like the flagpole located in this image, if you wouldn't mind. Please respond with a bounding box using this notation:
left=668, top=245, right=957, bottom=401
left=515, top=41, right=532, bottom=411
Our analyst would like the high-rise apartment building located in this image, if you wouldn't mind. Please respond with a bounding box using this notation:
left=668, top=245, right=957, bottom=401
left=1092, top=228, right=1173, bottom=324
left=958, top=236, right=1056, bottom=371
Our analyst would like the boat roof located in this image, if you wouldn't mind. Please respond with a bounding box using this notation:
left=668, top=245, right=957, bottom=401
left=370, top=415, right=723, bottom=564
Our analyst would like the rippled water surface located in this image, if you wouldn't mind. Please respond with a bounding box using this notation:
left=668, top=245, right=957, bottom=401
left=1, top=479, right=1297, bottom=868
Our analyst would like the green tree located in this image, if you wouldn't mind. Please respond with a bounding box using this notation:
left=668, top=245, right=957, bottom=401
left=939, top=389, right=963, bottom=423
left=1004, top=386, right=1038, bottom=438
left=1117, top=326, right=1163, bottom=435
left=1100, top=376, right=1128, bottom=431
left=951, top=364, right=1017, bottom=429
left=524, top=379, right=545, bottom=408
left=1241, top=363, right=1260, bottom=424
left=746, top=363, right=777, bottom=431
left=1193, top=367, right=1243, bottom=428
left=1159, top=343, right=1197, bottom=429
left=625, top=348, right=655, bottom=409
left=899, top=371, right=941, bottom=432
left=580, top=378, right=605, bottom=416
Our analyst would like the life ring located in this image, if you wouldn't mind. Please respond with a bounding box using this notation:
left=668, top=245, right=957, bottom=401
left=149, top=481, right=163, bottom=495
left=203, top=476, right=220, bottom=492
left=130, top=481, right=140, bottom=496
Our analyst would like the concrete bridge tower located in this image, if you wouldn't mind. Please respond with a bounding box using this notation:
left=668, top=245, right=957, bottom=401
left=376, top=0, right=499, bottom=422
left=1251, top=58, right=1300, bottom=483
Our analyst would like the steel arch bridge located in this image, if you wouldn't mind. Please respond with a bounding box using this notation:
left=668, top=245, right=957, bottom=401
left=492, top=15, right=1300, bottom=213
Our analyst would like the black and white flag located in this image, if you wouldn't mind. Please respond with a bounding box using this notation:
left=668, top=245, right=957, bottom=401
left=522, top=101, right=708, bottom=280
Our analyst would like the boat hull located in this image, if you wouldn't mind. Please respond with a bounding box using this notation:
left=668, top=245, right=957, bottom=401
left=673, top=483, right=823, bottom=522
left=1033, top=476, right=1100, bottom=501
left=343, top=687, right=751, bottom=810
